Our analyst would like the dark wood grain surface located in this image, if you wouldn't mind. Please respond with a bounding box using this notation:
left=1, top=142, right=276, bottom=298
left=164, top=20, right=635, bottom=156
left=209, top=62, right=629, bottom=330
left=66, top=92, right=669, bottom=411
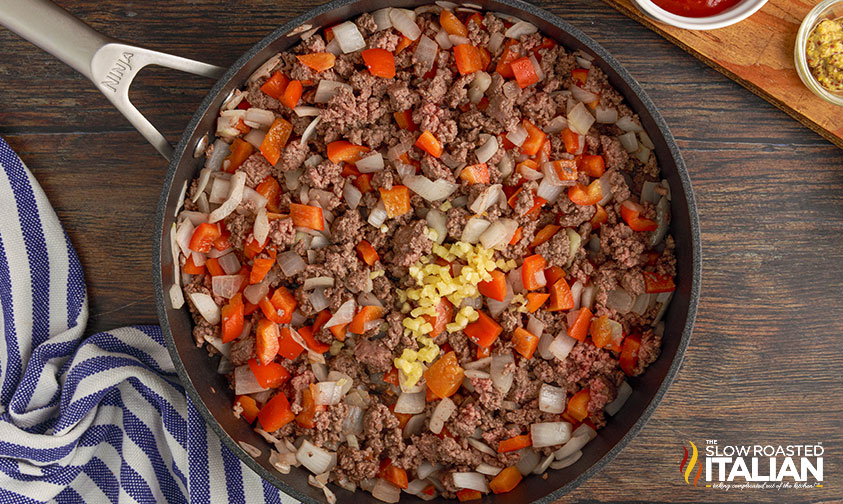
left=1, top=1, right=841, bottom=502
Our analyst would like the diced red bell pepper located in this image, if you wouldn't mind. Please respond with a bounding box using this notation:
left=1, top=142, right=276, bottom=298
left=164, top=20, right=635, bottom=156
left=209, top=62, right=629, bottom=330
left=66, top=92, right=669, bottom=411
left=467, top=12, right=485, bottom=28
left=521, top=254, right=547, bottom=291
left=379, top=462, right=409, bottom=489
left=572, top=68, right=589, bottom=86
left=620, top=200, right=658, bottom=232
left=248, top=358, right=290, bottom=389
left=297, top=325, right=330, bottom=354
left=459, top=163, right=490, bottom=184
left=362, top=48, right=396, bottom=79
left=379, top=185, right=411, bottom=218
left=580, top=154, right=606, bottom=177
left=213, top=227, right=231, bottom=252
left=395, top=35, right=413, bottom=54
left=221, top=293, right=245, bottom=344
left=566, top=307, right=593, bottom=342
left=520, top=119, right=546, bottom=156
left=591, top=204, right=608, bottom=229
left=529, top=224, right=561, bottom=249
left=561, top=128, right=580, bottom=155
left=478, top=269, right=507, bottom=302
left=182, top=254, right=206, bottom=275
left=548, top=159, right=578, bottom=182
left=547, top=277, right=574, bottom=312
left=356, top=240, right=379, bottom=266
left=255, top=318, right=280, bottom=364
left=354, top=172, right=374, bottom=193
left=349, top=305, right=384, bottom=335
left=260, top=71, right=289, bottom=100
left=393, top=109, right=417, bottom=132
left=544, top=266, right=566, bottom=286
left=525, top=292, right=550, bottom=313
left=423, top=298, right=454, bottom=338
left=189, top=222, right=221, bottom=253
left=620, top=333, right=642, bottom=375
left=415, top=130, right=443, bottom=158
left=453, top=44, right=485, bottom=75
left=280, top=79, right=302, bottom=109
left=296, top=52, right=336, bottom=72
left=440, top=9, right=468, bottom=36
left=566, top=388, right=590, bottom=422
left=259, top=118, right=293, bottom=166
left=289, top=203, right=324, bottom=231
left=327, top=140, right=371, bottom=164
left=235, top=395, right=260, bottom=424
left=489, top=466, right=523, bottom=494
left=205, top=257, right=224, bottom=277
left=463, top=311, right=502, bottom=348
left=510, top=56, right=538, bottom=88
left=250, top=257, right=274, bottom=285
left=476, top=345, right=491, bottom=359
left=258, top=392, right=295, bottom=432
left=457, top=489, right=483, bottom=502
left=243, top=235, right=267, bottom=260
left=498, top=433, right=532, bottom=453
left=296, top=386, right=325, bottom=428
left=496, top=38, right=520, bottom=78
left=591, top=315, right=624, bottom=350
left=424, top=351, right=464, bottom=399
left=255, top=176, right=281, bottom=213
left=643, top=271, right=676, bottom=293
left=512, top=327, right=539, bottom=359
left=509, top=226, right=523, bottom=246
left=329, top=323, right=348, bottom=342
left=568, top=180, right=604, bottom=206
left=277, top=327, right=305, bottom=360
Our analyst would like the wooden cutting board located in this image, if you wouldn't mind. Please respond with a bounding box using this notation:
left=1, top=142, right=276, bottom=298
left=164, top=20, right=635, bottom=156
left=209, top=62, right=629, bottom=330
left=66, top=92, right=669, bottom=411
left=601, top=0, right=843, bottom=148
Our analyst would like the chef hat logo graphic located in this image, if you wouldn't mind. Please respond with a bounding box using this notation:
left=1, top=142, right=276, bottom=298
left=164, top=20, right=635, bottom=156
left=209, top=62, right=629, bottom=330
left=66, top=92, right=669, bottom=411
left=680, top=441, right=703, bottom=487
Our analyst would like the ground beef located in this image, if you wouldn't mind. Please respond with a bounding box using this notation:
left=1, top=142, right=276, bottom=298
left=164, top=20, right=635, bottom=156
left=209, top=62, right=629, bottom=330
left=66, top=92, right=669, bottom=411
left=180, top=8, right=678, bottom=495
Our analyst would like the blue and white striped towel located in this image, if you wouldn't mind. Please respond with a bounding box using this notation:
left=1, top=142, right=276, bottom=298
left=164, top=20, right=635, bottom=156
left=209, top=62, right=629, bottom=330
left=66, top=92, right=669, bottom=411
left=0, top=136, right=299, bottom=504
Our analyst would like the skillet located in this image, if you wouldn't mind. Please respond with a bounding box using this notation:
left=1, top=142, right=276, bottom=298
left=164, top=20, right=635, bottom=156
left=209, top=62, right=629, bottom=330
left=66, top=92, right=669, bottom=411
left=0, top=0, right=701, bottom=501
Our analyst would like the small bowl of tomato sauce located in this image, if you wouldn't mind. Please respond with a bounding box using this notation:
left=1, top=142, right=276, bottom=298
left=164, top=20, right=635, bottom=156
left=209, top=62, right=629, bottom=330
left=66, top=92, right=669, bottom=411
left=631, top=0, right=768, bottom=30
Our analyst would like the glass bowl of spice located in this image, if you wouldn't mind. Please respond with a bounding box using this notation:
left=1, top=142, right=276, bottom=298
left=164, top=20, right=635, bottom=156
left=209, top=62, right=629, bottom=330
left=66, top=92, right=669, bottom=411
left=795, top=0, right=843, bottom=106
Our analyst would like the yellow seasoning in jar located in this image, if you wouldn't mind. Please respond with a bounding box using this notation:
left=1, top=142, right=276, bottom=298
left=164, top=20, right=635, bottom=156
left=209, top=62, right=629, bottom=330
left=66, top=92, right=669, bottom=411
left=806, top=18, right=843, bottom=92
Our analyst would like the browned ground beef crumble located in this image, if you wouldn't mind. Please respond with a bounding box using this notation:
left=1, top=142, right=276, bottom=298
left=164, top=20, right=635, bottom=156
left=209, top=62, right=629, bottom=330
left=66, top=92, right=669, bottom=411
left=177, top=5, right=676, bottom=501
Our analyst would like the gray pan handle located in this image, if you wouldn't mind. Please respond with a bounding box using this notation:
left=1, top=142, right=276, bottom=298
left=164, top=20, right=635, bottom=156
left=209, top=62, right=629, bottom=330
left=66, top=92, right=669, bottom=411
left=0, top=0, right=226, bottom=160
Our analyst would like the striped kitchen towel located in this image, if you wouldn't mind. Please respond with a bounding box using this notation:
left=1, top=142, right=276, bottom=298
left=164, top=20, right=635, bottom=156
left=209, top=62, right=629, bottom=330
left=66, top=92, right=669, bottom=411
left=0, top=136, right=299, bottom=504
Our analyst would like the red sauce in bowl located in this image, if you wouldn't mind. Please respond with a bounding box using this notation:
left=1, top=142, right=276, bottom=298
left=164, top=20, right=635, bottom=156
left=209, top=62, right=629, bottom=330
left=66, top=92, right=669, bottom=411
left=651, top=0, right=742, bottom=17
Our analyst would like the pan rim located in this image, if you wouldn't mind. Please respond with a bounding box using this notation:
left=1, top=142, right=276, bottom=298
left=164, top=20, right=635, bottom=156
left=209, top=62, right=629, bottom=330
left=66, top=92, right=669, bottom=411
left=153, top=0, right=701, bottom=502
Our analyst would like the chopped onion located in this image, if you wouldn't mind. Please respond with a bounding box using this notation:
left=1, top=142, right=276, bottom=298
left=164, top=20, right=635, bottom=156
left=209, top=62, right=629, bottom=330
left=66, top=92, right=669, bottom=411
left=435, top=29, right=453, bottom=50
left=234, top=365, right=265, bottom=395
left=191, top=251, right=207, bottom=267
left=175, top=218, right=195, bottom=257
left=595, top=106, right=619, bottom=124
left=209, top=172, right=245, bottom=223
left=634, top=145, right=651, bottom=164
left=297, top=440, right=335, bottom=475
left=605, top=381, right=632, bottom=416
left=425, top=209, right=447, bottom=244
left=342, top=405, right=364, bottom=435
left=508, top=267, right=525, bottom=294
left=343, top=182, right=362, bottom=209
left=403, top=175, right=458, bottom=202
left=545, top=115, right=568, bottom=134
left=550, top=450, right=582, bottom=469
left=310, top=288, right=330, bottom=312
left=325, top=299, right=356, bottom=327
left=631, top=292, right=652, bottom=315
left=616, top=115, right=643, bottom=132
left=332, top=21, right=366, bottom=53
left=417, top=462, right=439, bottom=480
left=650, top=196, right=670, bottom=247
left=451, top=195, right=469, bottom=208
left=277, top=250, right=305, bottom=277
left=204, top=139, right=230, bottom=172
left=356, top=151, right=384, bottom=173
left=293, top=105, right=321, bottom=117
left=169, top=284, right=184, bottom=309
left=405, top=478, right=429, bottom=496
left=212, top=274, right=245, bottom=299
left=519, top=165, right=543, bottom=180
left=300, top=116, right=321, bottom=146
left=533, top=453, right=555, bottom=475
left=479, top=218, right=517, bottom=250
left=526, top=316, right=544, bottom=340
left=506, top=123, right=528, bottom=147
left=640, top=181, right=659, bottom=204
left=538, top=383, right=567, bottom=414
left=529, top=54, right=544, bottom=82
left=367, top=200, right=387, bottom=227
left=505, top=20, right=538, bottom=38
left=580, top=283, right=596, bottom=310
left=449, top=34, right=470, bottom=46
left=576, top=56, right=593, bottom=69
left=243, top=282, right=270, bottom=305
left=371, top=478, right=401, bottom=503
left=536, top=179, right=563, bottom=204
left=245, top=107, right=275, bottom=128
left=488, top=31, right=504, bottom=53
left=249, top=209, right=269, bottom=248
left=243, top=128, right=266, bottom=149
left=188, top=292, right=220, bottom=324
left=414, top=35, right=439, bottom=73
left=451, top=472, right=489, bottom=493
left=490, top=353, right=514, bottom=394
left=570, top=280, right=584, bottom=310
left=429, top=397, right=456, bottom=434
left=389, top=8, right=421, bottom=40
left=461, top=218, right=490, bottom=244
left=469, top=184, right=502, bottom=215
left=606, top=288, right=633, bottom=314
left=570, top=84, right=598, bottom=104
left=554, top=433, right=590, bottom=460
left=325, top=37, right=341, bottom=56
left=216, top=109, right=246, bottom=139
left=312, top=381, right=344, bottom=406
left=537, top=332, right=555, bottom=360
left=303, top=276, right=334, bottom=290
left=476, top=462, right=502, bottom=476
left=548, top=331, right=577, bottom=361
left=217, top=253, right=241, bottom=275
left=179, top=211, right=208, bottom=227
left=395, top=391, right=426, bottom=414
left=567, top=102, right=595, bottom=136
left=516, top=448, right=541, bottom=475
left=573, top=422, right=597, bottom=442
left=314, top=80, right=352, bottom=104
left=399, top=413, right=424, bottom=439
left=639, top=129, right=655, bottom=149
left=372, top=8, right=393, bottom=31
left=531, top=422, right=572, bottom=448
left=475, top=133, right=498, bottom=163
left=464, top=357, right=491, bottom=370
left=357, top=292, right=383, bottom=308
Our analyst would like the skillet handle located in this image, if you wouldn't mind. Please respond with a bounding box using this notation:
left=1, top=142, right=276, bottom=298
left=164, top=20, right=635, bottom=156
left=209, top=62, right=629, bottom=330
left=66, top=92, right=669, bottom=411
left=0, top=0, right=226, bottom=160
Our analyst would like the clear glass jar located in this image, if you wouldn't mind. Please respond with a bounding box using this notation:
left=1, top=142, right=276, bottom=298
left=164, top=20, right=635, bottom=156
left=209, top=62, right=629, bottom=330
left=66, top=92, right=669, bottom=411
left=794, top=0, right=843, bottom=106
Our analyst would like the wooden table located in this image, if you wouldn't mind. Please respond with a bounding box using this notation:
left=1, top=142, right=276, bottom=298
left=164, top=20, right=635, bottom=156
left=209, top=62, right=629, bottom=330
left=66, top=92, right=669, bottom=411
left=1, top=1, right=841, bottom=502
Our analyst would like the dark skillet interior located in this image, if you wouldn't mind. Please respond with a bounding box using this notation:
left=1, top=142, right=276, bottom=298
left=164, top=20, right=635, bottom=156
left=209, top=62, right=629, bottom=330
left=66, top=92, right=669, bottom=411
left=153, top=0, right=701, bottom=502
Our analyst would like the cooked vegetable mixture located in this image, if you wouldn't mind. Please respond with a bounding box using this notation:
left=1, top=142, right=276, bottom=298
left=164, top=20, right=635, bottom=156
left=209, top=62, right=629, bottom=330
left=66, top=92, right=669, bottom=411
left=171, top=4, right=677, bottom=502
